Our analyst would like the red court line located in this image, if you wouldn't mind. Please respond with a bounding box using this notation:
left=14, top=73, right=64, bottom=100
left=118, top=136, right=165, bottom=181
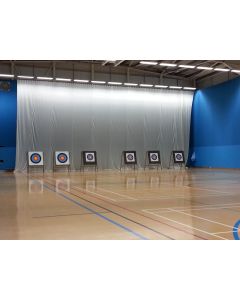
left=44, top=176, right=207, bottom=240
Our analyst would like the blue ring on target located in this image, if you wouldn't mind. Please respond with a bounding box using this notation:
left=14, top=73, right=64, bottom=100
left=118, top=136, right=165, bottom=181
left=57, top=153, right=68, bottom=163
left=30, top=153, right=42, bottom=164
left=233, top=220, right=240, bottom=240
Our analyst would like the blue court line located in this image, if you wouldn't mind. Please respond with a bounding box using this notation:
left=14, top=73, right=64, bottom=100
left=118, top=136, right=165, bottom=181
left=43, top=184, right=148, bottom=240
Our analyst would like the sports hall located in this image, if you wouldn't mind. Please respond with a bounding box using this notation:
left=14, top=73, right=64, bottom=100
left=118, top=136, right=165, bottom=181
left=1, top=60, right=240, bottom=240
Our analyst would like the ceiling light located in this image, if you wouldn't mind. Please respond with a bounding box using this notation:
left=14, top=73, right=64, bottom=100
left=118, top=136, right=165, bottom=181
left=17, top=75, right=34, bottom=79
left=214, top=68, right=230, bottom=72
left=159, top=63, right=177, bottom=67
left=183, top=87, right=196, bottom=90
left=37, top=76, right=53, bottom=80
left=140, top=84, right=153, bottom=87
left=108, top=81, right=122, bottom=85
left=140, top=61, right=158, bottom=65
left=179, top=65, right=195, bottom=69
left=196, top=66, right=213, bottom=70
left=0, top=74, right=14, bottom=78
left=154, top=85, right=168, bottom=88
left=56, top=78, right=72, bottom=82
left=231, top=69, right=240, bottom=73
left=124, top=83, right=138, bottom=86
left=91, top=80, right=106, bottom=84
left=74, top=79, right=89, bottom=83
left=169, top=86, right=182, bottom=89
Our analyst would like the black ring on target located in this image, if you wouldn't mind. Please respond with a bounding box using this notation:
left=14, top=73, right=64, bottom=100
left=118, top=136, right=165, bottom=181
left=151, top=154, right=158, bottom=161
left=30, top=153, right=42, bottom=164
left=127, top=154, right=134, bottom=161
left=57, top=153, right=68, bottom=163
left=176, top=153, right=182, bottom=161
left=86, top=153, right=94, bottom=161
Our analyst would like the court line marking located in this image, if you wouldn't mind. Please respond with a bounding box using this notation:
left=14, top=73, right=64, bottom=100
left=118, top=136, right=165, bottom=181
left=70, top=184, right=206, bottom=240
left=144, top=210, right=227, bottom=240
left=32, top=211, right=110, bottom=218
left=43, top=179, right=173, bottom=240
left=144, top=202, right=240, bottom=212
left=42, top=184, right=149, bottom=240
left=96, top=186, right=139, bottom=201
left=213, top=230, right=238, bottom=234
left=74, top=186, right=118, bottom=202
left=167, top=208, right=238, bottom=230
left=146, top=205, right=240, bottom=213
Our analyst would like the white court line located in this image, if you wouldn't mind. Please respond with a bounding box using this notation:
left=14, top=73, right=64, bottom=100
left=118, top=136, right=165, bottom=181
left=96, top=187, right=139, bottom=201
left=162, top=205, right=240, bottom=212
left=168, top=208, right=239, bottom=230
left=144, top=202, right=240, bottom=213
left=74, top=186, right=117, bottom=202
left=183, top=185, right=233, bottom=194
left=145, top=210, right=228, bottom=240
left=213, top=230, right=238, bottom=234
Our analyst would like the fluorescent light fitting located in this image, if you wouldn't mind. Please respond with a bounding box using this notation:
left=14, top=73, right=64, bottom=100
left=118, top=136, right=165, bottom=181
left=37, top=76, right=53, bottom=80
left=74, top=79, right=89, bottom=83
left=231, top=69, right=240, bottom=73
left=124, top=83, right=138, bottom=86
left=160, top=63, right=177, bottom=67
left=179, top=65, right=195, bottom=69
left=17, top=75, right=34, bottom=79
left=154, top=85, right=168, bottom=88
left=196, top=66, right=213, bottom=70
left=140, top=84, right=153, bottom=87
left=108, top=81, right=122, bottom=85
left=214, top=68, right=230, bottom=72
left=183, top=87, right=196, bottom=90
left=0, top=74, right=14, bottom=78
left=56, top=78, right=72, bottom=82
left=140, top=61, right=158, bottom=65
left=169, top=86, right=182, bottom=89
left=91, top=80, right=106, bottom=84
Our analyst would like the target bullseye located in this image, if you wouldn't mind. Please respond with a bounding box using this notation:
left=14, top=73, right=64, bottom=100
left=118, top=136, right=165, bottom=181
left=28, top=152, right=44, bottom=166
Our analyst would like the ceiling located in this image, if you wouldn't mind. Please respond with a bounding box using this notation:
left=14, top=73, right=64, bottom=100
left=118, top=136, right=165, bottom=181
left=0, top=60, right=240, bottom=89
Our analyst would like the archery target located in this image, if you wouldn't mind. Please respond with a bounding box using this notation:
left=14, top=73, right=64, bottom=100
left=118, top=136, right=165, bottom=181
left=148, top=151, right=160, bottom=164
left=55, top=151, right=70, bottom=165
left=124, top=151, right=137, bottom=164
left=83, top=151, right=97, bottom=164
left=173, top=151, right=185, bottom=163
left=28, top=152, right=44, bottom=166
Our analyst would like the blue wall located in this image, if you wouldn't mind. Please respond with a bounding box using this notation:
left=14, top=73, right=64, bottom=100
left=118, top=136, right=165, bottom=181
left=188, top=76, right=240, bottom=168
left=0, top=80, right=17, bottom=170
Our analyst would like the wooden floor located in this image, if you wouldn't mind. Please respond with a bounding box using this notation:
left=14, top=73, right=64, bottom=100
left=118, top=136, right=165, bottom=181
left=0, top=168, right=240, bottom=240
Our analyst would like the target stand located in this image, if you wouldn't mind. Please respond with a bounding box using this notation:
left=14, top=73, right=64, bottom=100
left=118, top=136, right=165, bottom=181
left=120, top=151, right=137, bottom=171
left=27, top=151, right=44, bottom=173
left=168, top=150, right=186, bottom=169
left=144, top=151, right=162, bottom=170
left=80, top=151, right=98, bottom=172
left=53, top=151, right=71, bottom=172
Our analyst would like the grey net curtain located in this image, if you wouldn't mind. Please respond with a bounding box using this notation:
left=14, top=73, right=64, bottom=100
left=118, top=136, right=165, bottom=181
left=15, top=80, right=193, bottom=171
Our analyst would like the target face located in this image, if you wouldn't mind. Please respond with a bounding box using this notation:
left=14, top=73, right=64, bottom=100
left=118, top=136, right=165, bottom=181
left=28, top=152, right=44, bottom=166
left=55, top=151, right=70, bottom=165
left=148, top=151, right=160, bottom=164
left=173, top=151, right=185, bottom=163
left=83, top=151, right=97, bottom=164
left=124, top=151, right=137, bottom=164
